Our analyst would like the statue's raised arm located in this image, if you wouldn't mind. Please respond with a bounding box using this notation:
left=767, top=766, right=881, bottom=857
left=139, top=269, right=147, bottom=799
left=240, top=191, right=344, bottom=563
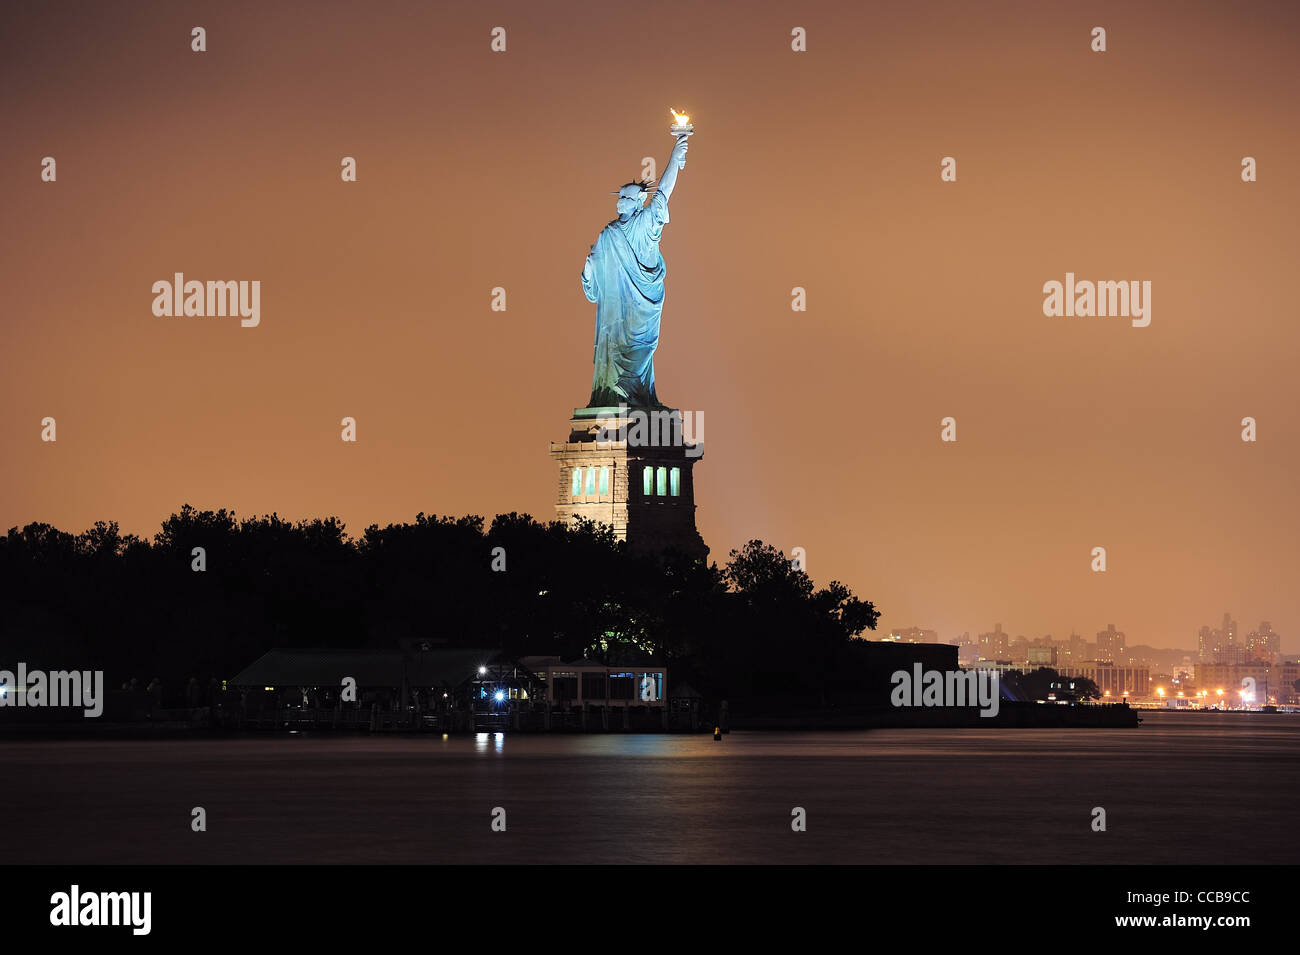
left=656, top=133, right=691, bottom=204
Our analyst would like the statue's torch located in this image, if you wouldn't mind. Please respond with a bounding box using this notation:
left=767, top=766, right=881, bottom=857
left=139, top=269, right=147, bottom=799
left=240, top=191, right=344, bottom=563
left=669, top=108, right=693, bottom=169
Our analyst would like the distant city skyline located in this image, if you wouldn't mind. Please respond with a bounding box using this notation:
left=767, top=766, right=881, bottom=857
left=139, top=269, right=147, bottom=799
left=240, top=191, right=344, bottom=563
left=883, top=613, right=1294, bottom=658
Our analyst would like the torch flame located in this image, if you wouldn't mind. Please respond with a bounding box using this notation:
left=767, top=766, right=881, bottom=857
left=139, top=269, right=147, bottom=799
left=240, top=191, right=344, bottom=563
left=669, top=107, right=691, bottom=126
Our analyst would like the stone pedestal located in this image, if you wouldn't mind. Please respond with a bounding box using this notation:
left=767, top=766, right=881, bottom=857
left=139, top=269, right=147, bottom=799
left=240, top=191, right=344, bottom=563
left=549, top=406, right=707, bottom=562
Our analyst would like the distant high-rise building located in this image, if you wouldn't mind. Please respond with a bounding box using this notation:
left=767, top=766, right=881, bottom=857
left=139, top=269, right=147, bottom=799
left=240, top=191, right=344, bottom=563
left=1222, top=613, right=1238, bottom=650
left=1061, top=631, right=1090, bottom=664
left=1246, top=622, right=1280, bottom=662
left=1200, top=613, right=1250, bottom=664
left=978, top=623, right=1009, bottom=660
left=1096, top=624, right=1126, bottom=663
left=1198, top=625, right=1218, bottom=662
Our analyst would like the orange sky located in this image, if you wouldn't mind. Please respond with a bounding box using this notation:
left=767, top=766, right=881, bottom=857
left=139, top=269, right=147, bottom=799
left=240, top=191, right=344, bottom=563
left=2, top=0, right=1297, bottom=651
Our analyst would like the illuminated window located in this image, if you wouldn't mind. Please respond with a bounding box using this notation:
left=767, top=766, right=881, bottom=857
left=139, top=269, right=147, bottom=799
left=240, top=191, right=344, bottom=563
left=643, top=465, right=653, bottom=496
left=599, top=466, right=609, bottom=496
left=656, top=467, right=667, bottom=496
left=585, top=467, right=596, bottom=496
left=669, top=467, right=680, bottom=497
left=571, top=468, right=582, bottom=497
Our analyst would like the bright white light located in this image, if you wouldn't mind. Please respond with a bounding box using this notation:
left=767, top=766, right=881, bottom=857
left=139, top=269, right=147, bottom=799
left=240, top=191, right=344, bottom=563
left=494, top=690, right=505, bottom=702
left=478, top=666, right=487, bottom=675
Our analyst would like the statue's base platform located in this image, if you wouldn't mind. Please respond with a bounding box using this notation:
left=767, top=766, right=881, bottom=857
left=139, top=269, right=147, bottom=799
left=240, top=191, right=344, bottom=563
left=550, top=405, right=706, bottom=563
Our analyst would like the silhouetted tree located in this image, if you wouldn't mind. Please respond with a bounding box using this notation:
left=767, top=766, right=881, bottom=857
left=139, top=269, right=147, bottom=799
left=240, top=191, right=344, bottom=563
left=0, top=508, right=882, bottom=709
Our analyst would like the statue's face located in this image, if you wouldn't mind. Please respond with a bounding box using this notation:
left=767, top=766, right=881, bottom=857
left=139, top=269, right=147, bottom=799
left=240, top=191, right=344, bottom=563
left=616, top=187, right=645, bottom=217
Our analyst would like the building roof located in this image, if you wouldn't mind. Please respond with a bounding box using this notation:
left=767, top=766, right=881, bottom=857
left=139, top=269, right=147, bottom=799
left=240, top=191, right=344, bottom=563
left=520, top=654, right=664, bottom=670
left=229, top=648, right=502, bottom=688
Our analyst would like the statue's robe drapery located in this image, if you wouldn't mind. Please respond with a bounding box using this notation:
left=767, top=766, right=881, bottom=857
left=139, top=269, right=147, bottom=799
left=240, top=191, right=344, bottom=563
left=581, top=190, right=670, bottom=408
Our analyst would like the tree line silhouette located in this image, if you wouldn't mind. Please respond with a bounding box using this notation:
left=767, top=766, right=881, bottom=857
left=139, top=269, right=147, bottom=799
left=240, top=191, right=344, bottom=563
left=0, top=506, right=882, bottom=707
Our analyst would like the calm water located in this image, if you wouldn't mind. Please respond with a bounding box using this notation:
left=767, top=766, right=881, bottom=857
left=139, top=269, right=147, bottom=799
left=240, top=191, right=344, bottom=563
left=4, top=711, right=1296, bottom=864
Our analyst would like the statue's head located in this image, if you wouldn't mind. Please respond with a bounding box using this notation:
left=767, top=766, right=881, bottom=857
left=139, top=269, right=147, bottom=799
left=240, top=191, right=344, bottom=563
left=614, top=180, right=653, bottom=218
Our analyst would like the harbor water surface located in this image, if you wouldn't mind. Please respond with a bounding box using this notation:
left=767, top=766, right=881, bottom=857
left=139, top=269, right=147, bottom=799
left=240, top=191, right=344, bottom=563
left=4, top=711, right=1295, bottom=864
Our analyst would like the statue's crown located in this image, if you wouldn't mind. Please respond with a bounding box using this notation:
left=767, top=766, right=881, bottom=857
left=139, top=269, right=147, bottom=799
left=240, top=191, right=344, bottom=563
left=611, top=178, right=656, bottom=197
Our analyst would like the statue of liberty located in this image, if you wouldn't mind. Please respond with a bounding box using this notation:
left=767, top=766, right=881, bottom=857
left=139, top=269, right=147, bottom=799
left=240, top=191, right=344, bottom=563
left=580, top=131, right=691, bottom=410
